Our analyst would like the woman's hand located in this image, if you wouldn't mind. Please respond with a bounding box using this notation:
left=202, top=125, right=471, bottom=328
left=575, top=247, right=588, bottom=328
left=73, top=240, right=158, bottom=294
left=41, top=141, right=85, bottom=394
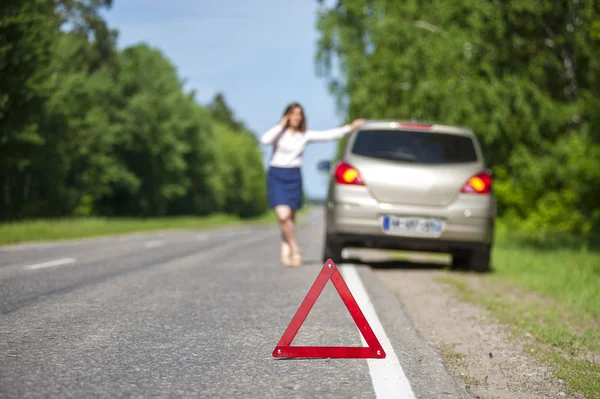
left=279, top=115, right=289, bottom=127
left=350, top=118, right=366, bottom=130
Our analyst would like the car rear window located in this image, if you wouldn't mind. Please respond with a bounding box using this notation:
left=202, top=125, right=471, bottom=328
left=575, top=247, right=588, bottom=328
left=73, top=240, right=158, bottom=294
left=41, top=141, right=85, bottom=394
left=351, top=129, right=479, bottom=164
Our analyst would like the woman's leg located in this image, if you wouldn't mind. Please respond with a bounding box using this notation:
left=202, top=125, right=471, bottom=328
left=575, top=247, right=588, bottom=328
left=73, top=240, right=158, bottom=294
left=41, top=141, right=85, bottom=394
left=287, top=209, right=297, bottom=252
left=275, top=205, right=299, bottom=265
left=280, top=232, right=290, bottom=255
left=288, top=208, right=302, bottom=266
left=280, top=211, right=294, bottom=253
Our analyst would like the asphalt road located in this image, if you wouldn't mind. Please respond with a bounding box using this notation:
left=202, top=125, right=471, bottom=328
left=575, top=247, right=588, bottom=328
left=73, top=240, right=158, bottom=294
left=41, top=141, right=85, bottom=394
left=0, top=208, right=467, bottom=399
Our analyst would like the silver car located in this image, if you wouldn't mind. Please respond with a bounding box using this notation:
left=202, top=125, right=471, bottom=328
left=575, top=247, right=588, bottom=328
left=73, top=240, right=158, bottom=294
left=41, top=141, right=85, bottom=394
left=318, top=120, right=496, bottom=272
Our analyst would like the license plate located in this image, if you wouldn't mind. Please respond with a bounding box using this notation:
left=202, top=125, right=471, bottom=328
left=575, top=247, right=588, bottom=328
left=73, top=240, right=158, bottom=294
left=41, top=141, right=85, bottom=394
left=382, top=215, right=442, bottom=236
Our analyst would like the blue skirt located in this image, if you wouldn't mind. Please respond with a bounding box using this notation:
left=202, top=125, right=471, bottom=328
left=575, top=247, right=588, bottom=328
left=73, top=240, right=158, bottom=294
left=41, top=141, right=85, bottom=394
left=267, top=166, right=303, bottom=210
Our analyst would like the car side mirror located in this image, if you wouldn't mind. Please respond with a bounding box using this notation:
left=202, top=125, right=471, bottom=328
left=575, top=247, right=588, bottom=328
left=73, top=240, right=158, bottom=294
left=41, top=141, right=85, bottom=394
left=317, top=160, right=331, bottom=173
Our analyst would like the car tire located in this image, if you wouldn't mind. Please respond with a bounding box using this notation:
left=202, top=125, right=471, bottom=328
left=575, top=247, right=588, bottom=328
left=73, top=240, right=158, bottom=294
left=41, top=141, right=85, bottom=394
left=452, top=246, right=491, bottom=273
left=323, top=235, right=343, bottom=264
left=451, top=252, right=470, bottom=271
left=469, top=246, right=491, bottom=273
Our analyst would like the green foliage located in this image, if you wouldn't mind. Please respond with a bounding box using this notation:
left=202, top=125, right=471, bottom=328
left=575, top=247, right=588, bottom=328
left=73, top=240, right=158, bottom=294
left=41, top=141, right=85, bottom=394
left=207, top=92, right=248, bottom=132
left=315, top=0, right=600, bottom=240
left=0, top=1, right=268, bottom=221
left=0, top=0, right=58, bottom=219
left=213, top=123, right=268, bottom=218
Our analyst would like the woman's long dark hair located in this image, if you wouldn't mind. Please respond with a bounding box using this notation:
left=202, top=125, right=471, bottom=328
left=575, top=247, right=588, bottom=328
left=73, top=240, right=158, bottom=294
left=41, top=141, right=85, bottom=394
left=282, top=102, right=307, bottom=132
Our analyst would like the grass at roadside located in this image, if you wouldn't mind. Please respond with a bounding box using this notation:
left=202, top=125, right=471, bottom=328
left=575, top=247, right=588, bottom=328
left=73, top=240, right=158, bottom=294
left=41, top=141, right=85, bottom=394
left=491, top=228, right=600, bottom=321
left=435, top=221, right=600, bottom=398
left=0, top=208, right=311, bottom=247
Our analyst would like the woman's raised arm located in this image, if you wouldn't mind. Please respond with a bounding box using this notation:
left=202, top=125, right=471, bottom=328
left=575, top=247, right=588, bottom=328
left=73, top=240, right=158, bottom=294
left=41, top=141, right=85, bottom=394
left=305, top=119, right=366, bottom=142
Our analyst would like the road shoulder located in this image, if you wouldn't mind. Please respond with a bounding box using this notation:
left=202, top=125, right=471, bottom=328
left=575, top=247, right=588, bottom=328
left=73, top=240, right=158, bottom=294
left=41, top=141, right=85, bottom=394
left=354, top=264, right=469, bottom=399
left=374, top=268, right=583, bottom=399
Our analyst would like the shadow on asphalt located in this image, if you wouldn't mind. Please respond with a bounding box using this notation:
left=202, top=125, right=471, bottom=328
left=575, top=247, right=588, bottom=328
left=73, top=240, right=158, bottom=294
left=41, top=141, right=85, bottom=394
left=302, top=258, right=324, bottom=266
left=343, top=257, right=449, bottom=271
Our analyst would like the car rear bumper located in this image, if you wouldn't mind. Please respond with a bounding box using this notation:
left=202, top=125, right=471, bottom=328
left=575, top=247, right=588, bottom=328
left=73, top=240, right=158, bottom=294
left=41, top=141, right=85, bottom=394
left=325, top=196, right=495, bottom=247
left=327, top=232, right=490, bottom=253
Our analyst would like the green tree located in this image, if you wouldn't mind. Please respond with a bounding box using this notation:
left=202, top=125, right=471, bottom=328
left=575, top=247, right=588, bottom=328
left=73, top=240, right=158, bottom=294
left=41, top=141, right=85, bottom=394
left=0, top=0, right=57, bottom=219
left=35, top=33, right=133, bottom=217
left=105, top=44, right=193, bottom=216
left=0, top=0, right=118, bottom=219
left=54, top=0, right=118, bottom=71
left=167, top=101, right=225, bottom=216
left=207, top=92, right=246, bottom=132
left=213, top=122, right=268, bottom=218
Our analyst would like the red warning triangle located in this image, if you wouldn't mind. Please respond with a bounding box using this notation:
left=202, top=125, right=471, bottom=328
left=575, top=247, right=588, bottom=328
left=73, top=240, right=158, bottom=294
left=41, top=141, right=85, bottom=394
left=272, top=259, right=386, bottom=359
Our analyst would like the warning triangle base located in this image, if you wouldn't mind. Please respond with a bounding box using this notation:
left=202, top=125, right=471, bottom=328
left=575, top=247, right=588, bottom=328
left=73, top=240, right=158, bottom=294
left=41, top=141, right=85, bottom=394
left=272, top=259, right=386, bottom=359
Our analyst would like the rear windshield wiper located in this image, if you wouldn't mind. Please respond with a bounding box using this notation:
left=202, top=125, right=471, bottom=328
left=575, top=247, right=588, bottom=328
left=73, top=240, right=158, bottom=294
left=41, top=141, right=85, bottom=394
left=370, top=150, right=418, bottom=162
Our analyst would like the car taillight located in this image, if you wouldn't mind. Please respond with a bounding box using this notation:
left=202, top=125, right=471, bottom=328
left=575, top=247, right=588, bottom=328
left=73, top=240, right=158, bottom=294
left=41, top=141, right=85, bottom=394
left=334, top=162, right=364, bottom=185
left=460, top=171, right=492, bottom=194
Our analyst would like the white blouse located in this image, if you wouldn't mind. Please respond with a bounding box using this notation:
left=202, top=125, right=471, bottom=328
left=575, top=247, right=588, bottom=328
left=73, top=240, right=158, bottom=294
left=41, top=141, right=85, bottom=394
left=260, top=124, right=352, bottom=168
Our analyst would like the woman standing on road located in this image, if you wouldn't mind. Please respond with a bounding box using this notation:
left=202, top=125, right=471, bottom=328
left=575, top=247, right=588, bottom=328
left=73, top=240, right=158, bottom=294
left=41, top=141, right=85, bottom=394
left=260, top=102, right=365, bottom=267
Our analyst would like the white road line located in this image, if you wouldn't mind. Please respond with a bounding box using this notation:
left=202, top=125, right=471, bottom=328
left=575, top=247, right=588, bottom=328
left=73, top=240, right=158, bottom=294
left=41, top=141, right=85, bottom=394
left=339, top=264, right=416, bottom=399
left=22, top=258, right=76, bottom=270
left=143, top=240, right=165, bottom=248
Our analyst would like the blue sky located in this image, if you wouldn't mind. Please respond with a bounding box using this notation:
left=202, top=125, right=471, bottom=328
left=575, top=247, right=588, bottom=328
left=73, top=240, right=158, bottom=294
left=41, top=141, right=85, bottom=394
left=102, top=0, right=343, bottom=199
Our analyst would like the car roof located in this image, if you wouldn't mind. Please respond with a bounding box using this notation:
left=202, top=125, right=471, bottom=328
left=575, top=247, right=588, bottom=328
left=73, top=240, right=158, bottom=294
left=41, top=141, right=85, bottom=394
left=357, top=120, right=474, bottom=136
